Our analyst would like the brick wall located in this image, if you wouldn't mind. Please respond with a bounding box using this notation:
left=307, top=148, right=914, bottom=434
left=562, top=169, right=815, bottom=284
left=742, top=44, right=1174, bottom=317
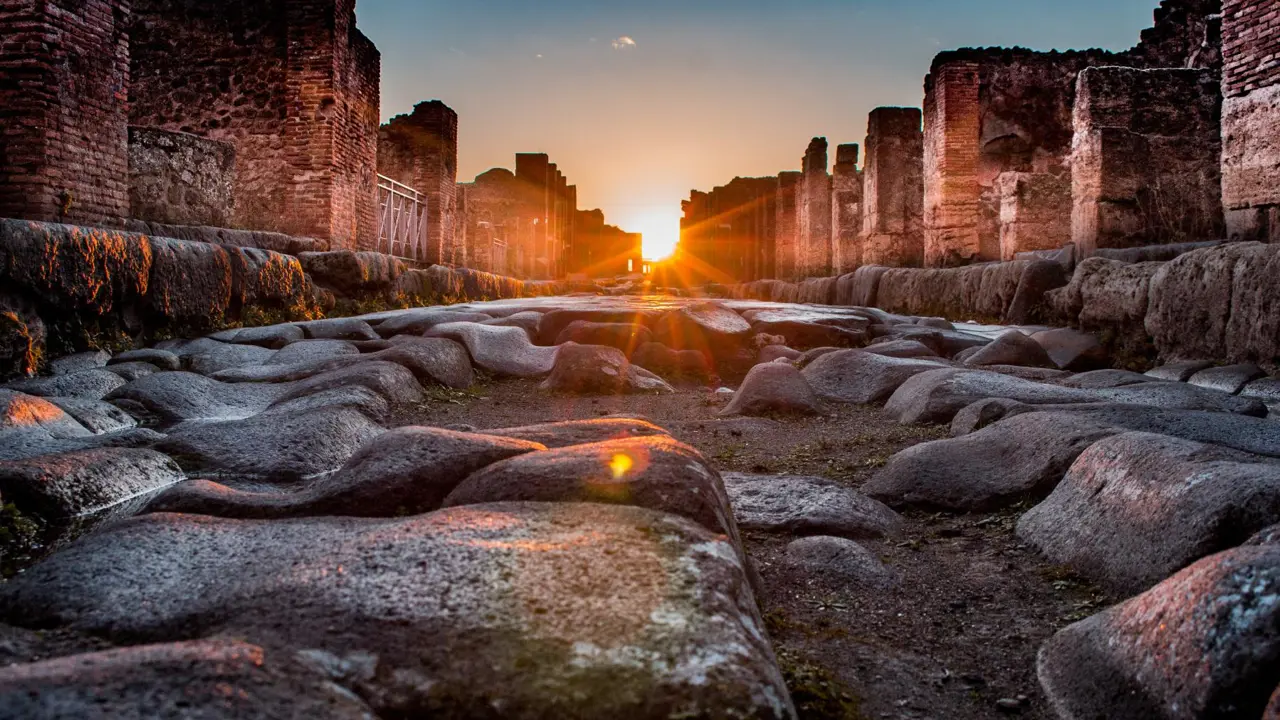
left=379, top=101, right=460, bottom=265
left=128, top=126, right=235, bottom=226
left=130, top=0, right=379, bottom=250
left=1071, top=67, right=1223, bottom=255
left=861, top=107, right=924, bottom=267
left=831, top=143, right=862, bottom=274
left=0, top=0, right=131, bottom=226
left=1221, top=0, right=1280, bottom=242
left=923, top=61, right=982, bottom=267
left=774, top=171, right=801, bottom=280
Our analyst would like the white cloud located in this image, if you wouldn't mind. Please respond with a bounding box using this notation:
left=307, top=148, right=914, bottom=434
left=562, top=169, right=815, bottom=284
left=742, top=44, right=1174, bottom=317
left=611, top=36, right=637, bottom=51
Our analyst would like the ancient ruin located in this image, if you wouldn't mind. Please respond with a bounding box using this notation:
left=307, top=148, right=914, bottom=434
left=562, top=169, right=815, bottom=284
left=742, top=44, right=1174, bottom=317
left=0, top=0, right=1278, bottom=718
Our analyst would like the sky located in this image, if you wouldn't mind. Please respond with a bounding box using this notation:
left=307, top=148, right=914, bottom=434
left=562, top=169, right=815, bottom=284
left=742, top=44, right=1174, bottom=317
left=359, top=0, right=1163, bottom=258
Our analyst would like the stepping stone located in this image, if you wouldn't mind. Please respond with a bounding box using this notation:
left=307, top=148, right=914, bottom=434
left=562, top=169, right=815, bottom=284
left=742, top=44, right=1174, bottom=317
left=723, top=472, right=902, bottom=538
left=373, top=309, right=493, bottom=338
left=5, top=369, right=126, bottom=401
left=721, top=363, right=823, bottom=417
left=0, top=504, right=794, bottom=719
left=157, top=406, right=384, bottom=481
left=1037, top=531, right=1280, bottom=720
left=150, top=427, right=543, bottom=519
left=108, top=348, right=181, bottom=371
left=0, top=639, right=372, bottom=719
left=106, top=372, right=285, bottom=424
left=0, top=447, right=183, bottom=518
left=1145, top=360, right=1214, bottom=382
left=963, top=330, right=1055, bottom=369
left=483, top=418, right=670, bottom=448
left=1188, top=363, right=1267, bottom=395
left=802, top=349, right=947, bottom=405
left=1018, top=432, right=1280, bottom=594
left=444, top=436, right=740, bottom=542
left=539, top=344, right=673, bottom=395
left=554, top=321, right=652, bottom=352
left=427, top=322, right=558, bottom=378
left=49, top=350, right=110, bottom=376
left=782, top=536, right=897, bottom=589
left=45, top=398, right=136, bottom=434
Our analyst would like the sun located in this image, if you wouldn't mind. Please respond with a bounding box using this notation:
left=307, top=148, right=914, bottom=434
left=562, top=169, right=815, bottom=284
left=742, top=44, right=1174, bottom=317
left=632, top=211, right=681, bottom=261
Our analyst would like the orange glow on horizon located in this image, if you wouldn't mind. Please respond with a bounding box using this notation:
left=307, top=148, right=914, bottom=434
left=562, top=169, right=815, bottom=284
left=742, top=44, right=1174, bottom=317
left=624, top=209, right=681, bottom=261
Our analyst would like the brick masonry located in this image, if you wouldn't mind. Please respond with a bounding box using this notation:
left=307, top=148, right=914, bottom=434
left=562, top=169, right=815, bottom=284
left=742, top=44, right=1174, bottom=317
left=128, top=126, right=235, bottom=227
left=379, top=101, right=459, bottom=265
left=1221, top=0, right=1280, bottom=242
left=861, top=107, right=924, bottom=268
left=773, top=171, right=801, bottom=281
left=831, top=143, right=862, bottom=274
left=1070, top=67, right=1223, bottom=255
left=0, top=0, right=131, bottom=226
left=996, top=171, right=1071, bottom=260
left=923, top=61, right=982, bottom=267
left=129, top=0, right=380, bottom=250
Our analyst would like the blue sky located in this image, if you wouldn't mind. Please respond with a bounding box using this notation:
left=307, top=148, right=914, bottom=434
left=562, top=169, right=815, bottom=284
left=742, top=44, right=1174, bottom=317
left=358, top=0, right=1163, bottom=252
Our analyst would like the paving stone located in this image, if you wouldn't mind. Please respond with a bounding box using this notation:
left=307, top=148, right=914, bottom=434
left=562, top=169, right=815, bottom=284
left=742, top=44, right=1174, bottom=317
left=630, top=342, right=714, bottom=382
left=295, top=318, right=380, bottom=341
left=106, top=372, right=285, bottom=424
left=0, top=448, right=183, bottom=518
left=102, top=361, right=160, bottom=382
left=802, top=349, right=947, bottom=405
left=963, top=330, right=1056, bottom=369
left=1188, top=363, right=1267, bottom=395
left=0, top=504, right=794, bottom=719
left=427, top=322, right=559, bottom=378
left=0, top=639, right=373, bottom=719
left=1100, top=381, right=1267, bottom=417
left=722, top=362, right=823, bottom=417
left=266, top=339, right=360, bottom=366
left=723, top=472, right=902, bottom=538
left=483, top=418, right=670, bottom=448
left=535, top=308, right=665, bottom=346
left=1037, top=534, right=1280, bottom=720
left=783, top=536, right=898, bottom=589
left=480, top=311, right=544, bottom=338
left=223, top=323, right=306, bottom=349
left=1243, top=378, right=1280, bottom=415
left=652, top=302, right=752, bottom=358
left=373, top=309, right=493, bottom=338
left=978, top=365, right=1072, bottom=382
left=1145, top=360, right=1214, bottom=382
left=758, top=345, right=802, bottom=364
left=49, top=350, right=110, bottom=376
left=885, top=369, right=1097, bottom=424
left=0, top=390, right=89, bottom=438
left=107, top=348, right=181, bottom=371
left=863, top=339, right=941, bottom=359
left=1057, top=369, right=1154, bottom=389
left=1019, top=432, right=1280, bottom=594
left=5, top=370, right=126, bottom=401
left=554, top=321, right=653, bottom=353
left=45, top=398, right=136, bottom=434
left=185, top=342, right=277, bottom=376
left=271, top=361, right=426, bottom=412
left=539, top=344, right=673, bottom=395
left=747, top=320, right=865, bottom=350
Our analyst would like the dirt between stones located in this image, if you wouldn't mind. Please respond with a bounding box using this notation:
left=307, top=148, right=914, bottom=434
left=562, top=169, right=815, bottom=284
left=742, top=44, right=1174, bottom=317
left=409, top=378, right=1109, bottom=720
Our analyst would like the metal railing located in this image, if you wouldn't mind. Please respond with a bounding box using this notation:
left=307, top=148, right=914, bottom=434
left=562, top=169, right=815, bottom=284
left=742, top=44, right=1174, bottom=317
left=376, top=174, right=428, bottom=261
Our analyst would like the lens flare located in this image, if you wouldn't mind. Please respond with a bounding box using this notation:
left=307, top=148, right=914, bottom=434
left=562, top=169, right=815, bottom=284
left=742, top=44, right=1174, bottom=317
left=609, top=453, right=635, bottom=479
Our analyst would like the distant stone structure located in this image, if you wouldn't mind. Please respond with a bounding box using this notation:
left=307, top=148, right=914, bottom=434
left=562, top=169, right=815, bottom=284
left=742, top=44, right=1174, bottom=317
left=680, top=177, right=776, bottom=284
left=861, top=108, right=924, bottom=267
left=379, top=101, right=460, bottom=264
left=798, top=138, right=833, bottom=278
left=574, top=209, right=643, bottom=277
left=1221, top=0, right=1280, bottom=242
left=774, top=172, right=802, bottom=280
left=831, top=144, right=863, bottom=273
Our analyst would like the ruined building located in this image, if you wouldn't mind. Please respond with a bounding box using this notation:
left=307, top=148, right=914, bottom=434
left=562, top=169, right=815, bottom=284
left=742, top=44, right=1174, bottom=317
left=0, top=0, right=382, bottom=250
left=860, top=108, right=924, bottom=267
left=797, top=138, right=833, bottom=278
left=680, top=177, right=777, bottom=285
left=379, top=101, right=459, bottom=265
left=1221, top=0, right=1280, bottom=242
left=831, top=144, right=863, bottom=273
left=572, top=209, right=643, bottom=278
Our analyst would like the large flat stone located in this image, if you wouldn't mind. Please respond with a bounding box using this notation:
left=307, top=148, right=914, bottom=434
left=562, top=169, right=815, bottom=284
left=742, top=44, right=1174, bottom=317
left=427, top=322, right=559, bottom=378
left=885, top=369, right=1097, bottom=424
left=963, top=330, right=1055, bottom=369
left=0, top=504, right=794, bottom=719
left=802, top=349, right=947, bottom=405
left=0, top=448, right=183, bottom=518
left=723, top=472, right=902, bottom=538
left=4, top=369, right=126, bottom=401
left=105, top=371, right=285, bottom=424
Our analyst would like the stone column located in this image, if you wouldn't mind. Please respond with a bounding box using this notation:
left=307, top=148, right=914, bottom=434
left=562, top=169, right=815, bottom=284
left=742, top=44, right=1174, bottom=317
left=923, top=61, right=982, bottom=267
left=775, top=172, right=802, bottom=280
left=799, top=138, right=832, bottom=278
left=831, top=144, right=863, bottom=274
left=0, top=0, right=131, bottom=225
left=1221, top=0, right=1280, bottom=243
left=861, top=107, right=924, bottom=267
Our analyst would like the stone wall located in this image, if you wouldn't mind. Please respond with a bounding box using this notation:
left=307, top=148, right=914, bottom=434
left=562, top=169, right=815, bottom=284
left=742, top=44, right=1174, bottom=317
left=831, top=144, right=862, bottom=274
left=1221, top=0, right=1280, bottom=243
left=798, top=138, right=832, bottom=278
left=1070, top=67, right=1222, bottom=255
left=457, top=168, right=519, bottom=275
left=923, top=61, right=983, bottom=267
left=0, top=0, right=131, bottom=226
left=774, top=171, right=801, bottom=280
left=861, top=107, right=924, bottom=267
left=128, top=127, right=235, bottom=227
left=129, top=0, right=380, bottom=250
left=997, top=172, right=1071, bottom=260
left=379, top=101, right=460, bottom=265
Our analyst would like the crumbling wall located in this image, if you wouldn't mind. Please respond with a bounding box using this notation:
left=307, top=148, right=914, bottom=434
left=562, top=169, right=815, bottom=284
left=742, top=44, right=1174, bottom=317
left=861, top=107, right=924, bottom=267
left=797, top=138, right=832, bottom=278
left=379, top=101, right=460, bottom=265
left=0, top=0, right=131, bottom=226
left=129, top=0, right=380, bottom=250
left=1070, top=66, right=1222, bottom=255
left=997, top=172, right=1072, bottom=260
left=128, top=127, right=235, bottom=227
left=678, top=177, right=775, bottom=283
left=831, top=144, right=862, bottom=274
left=1221, top=0, right=1280, bottom=243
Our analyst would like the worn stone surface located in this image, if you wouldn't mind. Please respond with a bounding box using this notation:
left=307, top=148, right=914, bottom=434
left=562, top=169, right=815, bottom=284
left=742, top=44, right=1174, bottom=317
left=723, top=472, right=902, bottom=538
left=0, top=505, right=794, bottom=719
left=863, top=339, right=941, bottom=359
left=373, top=309, right=493, bottom=338
left=783, top=536, right=898, bottom=589
left=802, top=350, right=947, bottom=405
left=49, top=351, right=110, bottom=376
left=266, top=339, right=360, bottom=366
left=1019, top=432, right=1280, bottom=594
left=1146, top=360, right=1215, bottom=382
left=5, top=370, right=126, bottom=402
left=722, top=363, right=823, bottom=417
left=1029, top=328, right=1110, bottom=372
left=1037, top=537, right=1280, bottom=720
left=106, top=372, right=285, bottom=424
left=554, top=321, right=652, bottom=353
left=1188, top=363, right=1267, bottom=395
left=0, top=448, right=183, bottom=518
left=652, top=302, right=752, bottom=358
left=885, top=369, right=1097, bottom=424
left=1058, top=369, right=1153, bottom=389
left=45, top=398, right=136, bottom=435
left=428, top=323, right=559, bottom=378
left=108, top=348, right=181, bottom=371
left=963, top=330, right=1055, bottom=369
left=539, top=344, right=673, bottom=395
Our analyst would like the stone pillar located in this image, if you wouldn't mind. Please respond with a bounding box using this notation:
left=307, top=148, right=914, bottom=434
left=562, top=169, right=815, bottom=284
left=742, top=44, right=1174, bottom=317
left=1222, top=0, right=1280, bottom=243
left=0, top=0, right=131, bottom=225
left=515, top=153, right=550, bottom=279
left=798, top=138, right=832, bottom=278
left=775, top=171, right=801, bottom=280
left=378, top=101, right=459, bottom=265
left=1070, top=66, right=1222, bottom=256
left=997, top=172, right=1071, bottom=260
left=831, top=144, right=863, bottom=274
left=923, top=61, right=982, bottom=267
left=860, top=107, right=924, bottom=268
